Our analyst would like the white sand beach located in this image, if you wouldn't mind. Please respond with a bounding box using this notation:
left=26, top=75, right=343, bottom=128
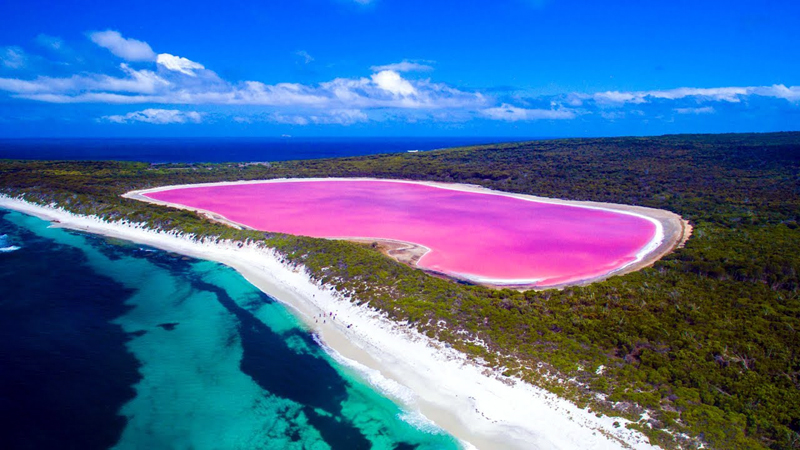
left=0, top=194, right=663, bottom=450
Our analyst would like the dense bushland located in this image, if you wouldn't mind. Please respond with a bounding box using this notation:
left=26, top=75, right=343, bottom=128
left=1, top=132, right=799, bottom=449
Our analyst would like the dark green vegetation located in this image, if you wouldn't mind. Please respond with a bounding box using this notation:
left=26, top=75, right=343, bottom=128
left=1, top=132, right=799, bottom=449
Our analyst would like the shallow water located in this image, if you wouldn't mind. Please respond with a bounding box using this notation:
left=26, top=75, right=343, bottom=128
left=0, top=209, right=461, bottom=449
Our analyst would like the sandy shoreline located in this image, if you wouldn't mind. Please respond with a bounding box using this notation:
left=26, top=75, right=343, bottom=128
left=0, top=195, right=660, bottom=450
left=125, top=177, right=690, bottom=289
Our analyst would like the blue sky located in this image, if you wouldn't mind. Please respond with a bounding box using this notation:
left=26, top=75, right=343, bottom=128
left=0, top=0, right=798, bottom=137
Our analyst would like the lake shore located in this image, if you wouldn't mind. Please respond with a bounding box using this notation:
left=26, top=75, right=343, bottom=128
left=125, top=177, right=690, bottom=289
left=0, top=195, right=660, bottom=450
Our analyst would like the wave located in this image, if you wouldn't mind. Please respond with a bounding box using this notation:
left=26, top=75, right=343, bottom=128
left=0, top=234, right=20, bottom=252
left=311, top=333, right=451, bottom=436
left=312, top=333, right=416, bottom=406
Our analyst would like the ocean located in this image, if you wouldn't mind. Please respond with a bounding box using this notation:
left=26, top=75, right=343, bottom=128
left=0, top=137, right=524, bottom=163
left=0, top=209, right=461, bottom=449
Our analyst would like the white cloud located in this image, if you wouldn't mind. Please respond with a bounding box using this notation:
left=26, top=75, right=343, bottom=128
left=371, top=70, right=416, bottom=96
left=313, top=109, right=368, bottom=124
left=371, top=60, right=434, bottom=72
left=89, top=30, right=156, bottom=61
left=482, top=104, right=576, bottom=121
left=648, top=87, right=748, bottom=102
left=0, top=35, right=483, bottom=112
left=592, top=91, right=648, bottom=105
left=4, top=30, right=799, bottom=127
left=564, top=94, right=584, bottom=106
left=295, top=50, right=314, bottom=64
left=320, top=75, right=484, bottom=109
left=590, top=85, right=798, bottom=106
left=234, top=81, right=330, bottom=106
left=1, top=47, right=26, bottom=69
left=17, top=93, right=159, bottom=104
left=600, top=111, right=626, bottom=120
left=103, top=108, right=203, bottom=124
left=156, top=53, right=205, bottom=76
left=751, top=84, right=800, bottom=102
left=674, top=106, right=716, bottom=115
left=0, top=63, right=168, bottom=95
left=0, top=58, right=484, bottom=111
left=271, top=109, right=368, bottom=126
left=270, top=113, right=309, bottom=125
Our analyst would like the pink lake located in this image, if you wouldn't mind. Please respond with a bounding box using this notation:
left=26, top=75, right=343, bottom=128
left=144, top=180, right=659, bottom=286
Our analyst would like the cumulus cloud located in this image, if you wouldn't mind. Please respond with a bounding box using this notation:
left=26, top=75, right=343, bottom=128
left=103, top=108, right=203, bottom=124
left=0, top=47, right=485, bottom=111
left=371, top=60, right=434, bottom=72
left=89, top=30, right=156, bottom=61
left=482, top=104, right=576, bottom=121
left=3, top=29, right=799, bottom=127
left=156, top=53, right=205, bottom=76
left=320, top=72, right=484, bottom=109
left=1, top=47, right=26, bottom=69
left=371, top=70, right=416, bottom=96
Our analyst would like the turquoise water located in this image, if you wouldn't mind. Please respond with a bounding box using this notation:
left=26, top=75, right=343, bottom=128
left=0, top=210, right=461, bottom=449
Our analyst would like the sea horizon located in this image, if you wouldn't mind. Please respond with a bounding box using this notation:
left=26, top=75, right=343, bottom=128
left=0, top=136, right=549, bottom=163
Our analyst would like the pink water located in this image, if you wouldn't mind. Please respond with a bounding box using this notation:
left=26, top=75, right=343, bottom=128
left=145, top=180, right=657, bottom=286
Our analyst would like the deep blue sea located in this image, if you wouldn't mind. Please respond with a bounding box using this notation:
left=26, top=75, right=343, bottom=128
left=0, top=210, right=461, bottom=449
left=0, top=137, right=529, bottom=163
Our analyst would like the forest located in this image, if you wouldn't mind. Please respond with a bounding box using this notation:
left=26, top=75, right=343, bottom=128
left=1, top=132, right=799, bottom=449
